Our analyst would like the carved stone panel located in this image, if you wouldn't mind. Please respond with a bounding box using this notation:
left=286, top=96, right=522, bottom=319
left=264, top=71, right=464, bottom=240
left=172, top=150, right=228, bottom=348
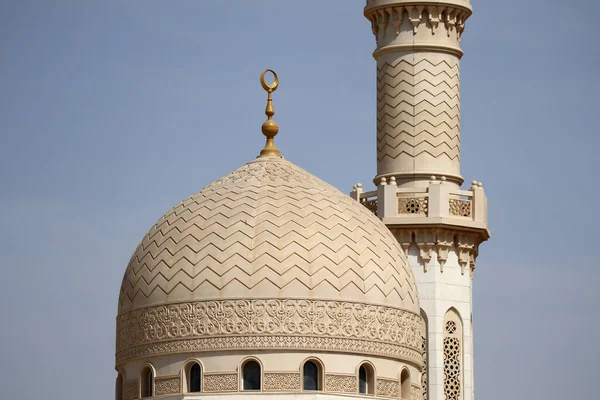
left=411, top=384, right=421, bottom=400
left=155, top=376, right=180, bottom=396
left=264, top=373, right=301, bottom=391
left=377, top=378, right=399, bottom=398
left=203, top=373, right=237, bottom=393
left=123, top=381, right=137, bottom=400
left=325, top=374, right=357, bottom=393
left=116, top=299, right=423, bottom=365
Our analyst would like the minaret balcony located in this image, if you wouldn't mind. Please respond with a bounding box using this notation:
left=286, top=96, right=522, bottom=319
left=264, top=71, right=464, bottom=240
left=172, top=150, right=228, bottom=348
left=351, top=177, right=489, bottom=239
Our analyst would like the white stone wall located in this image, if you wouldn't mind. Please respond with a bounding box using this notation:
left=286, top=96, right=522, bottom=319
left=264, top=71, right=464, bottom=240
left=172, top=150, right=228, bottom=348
left=407, top=244, right=473, bottom=400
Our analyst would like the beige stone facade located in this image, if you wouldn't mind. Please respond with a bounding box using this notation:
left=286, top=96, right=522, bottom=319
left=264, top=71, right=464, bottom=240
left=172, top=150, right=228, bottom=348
left=116, top=157, right=423, bottom=399
left=114, top=2, right=489, bottom=400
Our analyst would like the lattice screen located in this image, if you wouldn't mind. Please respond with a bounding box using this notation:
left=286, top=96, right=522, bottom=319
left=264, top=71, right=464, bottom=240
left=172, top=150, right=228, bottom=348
left=443, top=310, right=462, bottom=400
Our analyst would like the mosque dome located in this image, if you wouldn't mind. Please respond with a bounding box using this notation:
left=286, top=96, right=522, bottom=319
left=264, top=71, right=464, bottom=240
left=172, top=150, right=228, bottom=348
left=114, top=71, right=423, bottom=400
left=118, top=155, right=419, bottom=314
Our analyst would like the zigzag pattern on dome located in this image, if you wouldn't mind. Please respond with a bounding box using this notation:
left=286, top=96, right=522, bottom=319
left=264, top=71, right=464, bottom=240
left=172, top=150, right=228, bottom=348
left=118, top=157, right=419, bottom=314
left=376, top=58, right=461, bottom=162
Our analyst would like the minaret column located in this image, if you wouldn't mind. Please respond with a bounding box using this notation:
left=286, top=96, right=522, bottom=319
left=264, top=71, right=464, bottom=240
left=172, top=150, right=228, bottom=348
left=364, top=0, right=472, bottom=189
left=360, top=3, right=489, bottom=400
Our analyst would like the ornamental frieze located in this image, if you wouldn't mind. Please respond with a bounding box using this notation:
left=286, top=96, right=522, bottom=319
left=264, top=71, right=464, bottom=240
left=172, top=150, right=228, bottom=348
left=116, top=299, right=422, bottom=364
left=203, top=373, right=238, bottom=392
left=154, top=377, right=180, bottom=396
left=377, top=378, right=400, bottom=398
left=264, top=373, right=301, bottom=391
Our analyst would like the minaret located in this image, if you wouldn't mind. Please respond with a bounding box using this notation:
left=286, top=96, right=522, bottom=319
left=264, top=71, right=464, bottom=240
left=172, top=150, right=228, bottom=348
left=353, top=2, right=490, bottom=400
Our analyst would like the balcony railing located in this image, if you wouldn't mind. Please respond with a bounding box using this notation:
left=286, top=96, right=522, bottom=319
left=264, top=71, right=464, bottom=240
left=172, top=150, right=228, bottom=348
left=350, top=179, right=487, bottom=228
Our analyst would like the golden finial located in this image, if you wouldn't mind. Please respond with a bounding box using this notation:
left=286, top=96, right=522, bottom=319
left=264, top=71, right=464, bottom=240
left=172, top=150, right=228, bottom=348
left=258, top=69, right=281, bottom=157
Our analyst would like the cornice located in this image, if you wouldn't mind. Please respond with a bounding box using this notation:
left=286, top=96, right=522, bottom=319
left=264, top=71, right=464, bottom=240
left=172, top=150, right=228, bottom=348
left=365, top=0, right=472, bottom=20
left=373, top=43, right=464, bottom=59
left=365, top=2, right=472, bottom=45
left=383, top=218, right=490, bottom=240
left=390, top=227, right=486, bottom=275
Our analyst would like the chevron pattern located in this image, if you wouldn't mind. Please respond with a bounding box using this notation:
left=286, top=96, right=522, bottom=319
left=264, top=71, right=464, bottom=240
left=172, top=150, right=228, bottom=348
left=118, top=157, right=418, bottom=314
left=377, top=56, right=461, bottom=170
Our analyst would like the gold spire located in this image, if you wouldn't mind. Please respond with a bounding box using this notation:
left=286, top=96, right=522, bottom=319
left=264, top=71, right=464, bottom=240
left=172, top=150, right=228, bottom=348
left=258, top=69, right=281, bottom=157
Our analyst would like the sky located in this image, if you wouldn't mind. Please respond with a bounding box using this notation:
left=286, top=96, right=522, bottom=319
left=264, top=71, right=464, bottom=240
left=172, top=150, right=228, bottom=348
left=0, top=0, right=598, bottom=399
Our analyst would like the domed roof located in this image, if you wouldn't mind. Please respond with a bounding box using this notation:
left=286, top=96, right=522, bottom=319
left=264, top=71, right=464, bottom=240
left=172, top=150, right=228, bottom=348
left=118, top=156, right=419, bottom=315
left=115, top=72, right=422, bottom=367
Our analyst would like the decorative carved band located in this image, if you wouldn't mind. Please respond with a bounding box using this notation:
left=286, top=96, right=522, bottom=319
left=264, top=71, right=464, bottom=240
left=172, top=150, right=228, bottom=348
left=122, top=381, right=137, bottom=400
left=365, top=4, right=471, bottom=41
left=377, top=378, right=400, bottom=398
left=411, top=384, right=422, bottom=400
left=203, top=373, right=238, bottom=393
left=154, top=376, right=180, bottom=396
left=264, top=373, right=301, bottom=391
left=116, top=299, right=422, bottom=365
left=325, top=374, right=357, bottom=393
left=117, top=334, right=422, bottom=367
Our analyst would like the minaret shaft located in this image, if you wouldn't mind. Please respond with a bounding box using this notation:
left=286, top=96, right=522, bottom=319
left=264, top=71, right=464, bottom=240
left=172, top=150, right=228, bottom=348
left=366, top=0, right=471, bottom=188
left=358, top=3, right=489, bottom=400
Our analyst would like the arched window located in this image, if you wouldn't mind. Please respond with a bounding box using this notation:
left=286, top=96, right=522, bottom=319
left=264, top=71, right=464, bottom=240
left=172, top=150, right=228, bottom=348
left=303, top=361, right=320, bottom=391
left=359, top=366, right=367, bottom=394
left=242, top=360, right=261, bottom=391
left=189, top=363, right=201, bottom=392
left=358, top=363, right=375, bottom=395
left=400, top=369, right=410, bottom=400
left=443, top=309, right=463, bottom=400
left=141, top=366, right=154, bottom=398
left=116, top=373, right=123, bottom=400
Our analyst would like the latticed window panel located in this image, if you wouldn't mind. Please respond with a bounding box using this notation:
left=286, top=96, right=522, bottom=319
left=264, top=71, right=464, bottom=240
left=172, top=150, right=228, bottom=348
left=449, top=199, right=471, bottom=217
left=398, top=197, right=428, bottom=215
left=443, top=309, right=462, bottom=400
left=445, top=321, right=457, bottom=334
left=443, top=337, right=461, bottom=400
left=360, top=198, right=378, bottom=215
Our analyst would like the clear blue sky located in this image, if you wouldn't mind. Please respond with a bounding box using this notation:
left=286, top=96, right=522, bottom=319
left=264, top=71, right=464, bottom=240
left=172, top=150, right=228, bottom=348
left=0, top=1, right=598, bottom=399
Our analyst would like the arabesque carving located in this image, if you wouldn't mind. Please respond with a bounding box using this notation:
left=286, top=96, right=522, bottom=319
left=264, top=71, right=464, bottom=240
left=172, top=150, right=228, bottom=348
left=325, top=374, right=357, bottom=393
left=264, top=373, right=301, bottom=391
left=116, top=299, right=422, bottom=365
left=203, top=373, right=237, bottom=393
left=122, top=381, right=137, bottom=400
left=421, top=322, right=428, bottom=400
left=377, top=378, right=400, bottom=398
left=411, top=384, right=421, bottom=400
left=155, top=376, right=180, bottom=396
